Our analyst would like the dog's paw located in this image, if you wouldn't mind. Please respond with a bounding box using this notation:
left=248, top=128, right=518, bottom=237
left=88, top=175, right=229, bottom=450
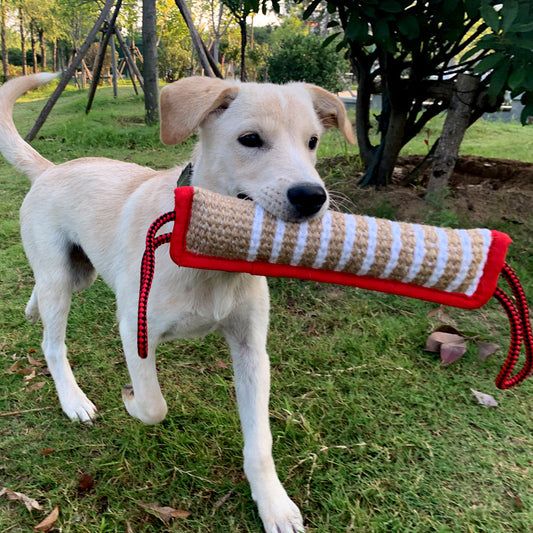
left=61, top=393, right=97, bottom=424
left=25, top=305, right=40, bottom=324
left=256, top=490, right=304, bottom=533
left=121, top=385, right=167, bottom=425
left=25, top=292, right=40, bottom=323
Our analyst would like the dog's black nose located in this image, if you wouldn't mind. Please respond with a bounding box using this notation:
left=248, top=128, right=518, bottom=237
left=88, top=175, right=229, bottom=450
left=287, top=183, right=327, bottom=218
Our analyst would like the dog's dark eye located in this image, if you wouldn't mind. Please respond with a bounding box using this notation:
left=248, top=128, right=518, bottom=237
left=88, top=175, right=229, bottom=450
left=308, top=136, right=318, bottom=150
left=238, top=133, right=263, bottom=148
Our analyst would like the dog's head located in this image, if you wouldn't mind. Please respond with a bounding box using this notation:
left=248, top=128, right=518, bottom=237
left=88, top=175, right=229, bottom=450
left=160, top=77, right=355, bottom=222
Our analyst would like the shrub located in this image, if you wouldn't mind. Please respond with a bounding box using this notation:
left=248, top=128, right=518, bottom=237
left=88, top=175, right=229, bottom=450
left=267, top=33, right=349, bottom=93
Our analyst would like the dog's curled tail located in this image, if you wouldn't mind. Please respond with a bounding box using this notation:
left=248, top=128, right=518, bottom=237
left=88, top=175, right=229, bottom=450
left=0, top=73, right=58, bottom=182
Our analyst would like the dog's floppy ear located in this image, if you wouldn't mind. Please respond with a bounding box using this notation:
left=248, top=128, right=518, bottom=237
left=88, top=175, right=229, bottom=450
left=160, top=77, right=239, bottom=145
left=305, top=85, right=356, bottom=145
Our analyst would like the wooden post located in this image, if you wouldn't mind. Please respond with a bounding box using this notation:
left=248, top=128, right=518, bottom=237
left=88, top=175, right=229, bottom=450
left=86, top=0, right=122, bottom=114
left=25, top=0, right=116, bottom=143
left=110, top=34, right=118, bottom=98
left=173, top=0, right=222, bottom=78
left=114, top=26, right=144, bottom=90
left=81, top=59, right=93, bottom=81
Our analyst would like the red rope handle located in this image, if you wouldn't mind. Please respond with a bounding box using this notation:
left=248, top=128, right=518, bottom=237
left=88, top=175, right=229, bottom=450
left=137, top=211, right=176, bottom=359
left=493, top=263, right=533, bottom=389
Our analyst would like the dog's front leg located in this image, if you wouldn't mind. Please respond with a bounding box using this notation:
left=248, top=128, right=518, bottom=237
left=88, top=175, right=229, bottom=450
left=223, top=289, right=304, bottom=533
left=119, top=319, right=168, bottom=425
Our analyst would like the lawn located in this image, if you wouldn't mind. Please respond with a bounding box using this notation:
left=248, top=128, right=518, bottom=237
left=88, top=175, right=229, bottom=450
left=1, top=82, right=532, bottom=532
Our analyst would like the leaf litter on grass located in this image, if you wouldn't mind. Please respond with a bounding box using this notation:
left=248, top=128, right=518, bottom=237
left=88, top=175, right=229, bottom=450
left=425, top=325, right=500, bottom=366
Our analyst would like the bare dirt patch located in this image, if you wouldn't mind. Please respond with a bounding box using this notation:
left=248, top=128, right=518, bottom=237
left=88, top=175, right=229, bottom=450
left=396, top=155, right=533, bottom=191
left=322, top=155, right=533, bottom=228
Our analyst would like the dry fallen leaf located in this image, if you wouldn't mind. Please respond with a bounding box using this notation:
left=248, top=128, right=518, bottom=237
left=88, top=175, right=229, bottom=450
left=6, top=361, right=24, bottom=374
left=24, top=369, right=37, bottom=382
left=440, top=340, right=468, bottom=366
left=137, top=501, right=190, bottom=524
left=471, top=389, right=498, bottom=407
left=0, top=487, right=42, bottom=511
left=39, top=448, right=55, bottom=456
left=27, top=355, right=44, bottom=367
left=34, top=506, right=59, bottom=531
left=425, top=331, right=468, bottom=365
left=476, top=341, right=500, bottom=361
left=28, top=381, right=46, bottom=393
left=77, top=473, right=95, bottom=492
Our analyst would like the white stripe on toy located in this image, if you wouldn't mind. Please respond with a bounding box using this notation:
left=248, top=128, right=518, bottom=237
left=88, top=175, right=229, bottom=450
left=291, top=221, right=309, bottom=266
left=336, top=214, right=356, bottom=272
left=425, top=227, right=449, bottom=289
left=248, top=204, right=264, bottom=261
left=382, top=220, right=402, bottom=279
left=358, top=216, right=378, bottom=275
left=403, top=224, right=426, bottom=283
left=313, top=211, right=333, bottom=269
left=270, top=218, right=286, bottom=263
left=465, top=229, right=491, bottom=296
left=447, top=229, right=472, bottom=292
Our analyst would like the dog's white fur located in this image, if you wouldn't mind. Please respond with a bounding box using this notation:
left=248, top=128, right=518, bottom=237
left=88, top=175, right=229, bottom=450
left=0, top=73, right=354, bottom=532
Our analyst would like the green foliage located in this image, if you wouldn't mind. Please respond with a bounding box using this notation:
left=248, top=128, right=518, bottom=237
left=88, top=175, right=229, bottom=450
left=300, top=0, right=533, bottom=186
left=469, top=0, right=533, bottom=123
left=267, top=33, right=349, bottom=93
left=269, top=12, right=308, bottom=43
left=158, top=43, right=190, bottom=81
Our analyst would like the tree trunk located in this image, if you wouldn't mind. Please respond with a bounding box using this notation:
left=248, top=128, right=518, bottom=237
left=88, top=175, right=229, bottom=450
left=351, top=53, right=375, bottom=168
left=238, top=17, right=246, bottom=82
left=53, top=39, right=58, bottom=71
left=19, top=7, right=27, bottom=76
left=39, top=29, right=46, bottom=70
left=142, top=0, right=159, bottom=125
left=359, top=100, right=407, bottom=187
left=1, top=1, right=8, bottom=80
left=30, top=21, right=37, bottom=73
left=426, top=73, right=479, bottom=199
left=376, top=107, right=407, bottom=185
left=211, top=2, right=224, bottom=65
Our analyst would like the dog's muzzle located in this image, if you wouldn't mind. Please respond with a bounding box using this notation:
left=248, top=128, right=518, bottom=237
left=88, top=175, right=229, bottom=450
left=287, top=183, right=327, bottom=218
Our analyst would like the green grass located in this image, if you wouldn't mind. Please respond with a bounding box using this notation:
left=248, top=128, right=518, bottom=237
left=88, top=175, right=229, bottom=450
left=1, top=84, right=532, bottom=532
left=318, top=112, right=533, bottom=162
left=401, top=115, right=533, bottom=162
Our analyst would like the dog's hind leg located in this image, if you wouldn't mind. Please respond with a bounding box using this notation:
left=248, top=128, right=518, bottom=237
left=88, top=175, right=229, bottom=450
left=36, top=280, right=97, bottom=423
left=119, top=319, right=168, bottom=425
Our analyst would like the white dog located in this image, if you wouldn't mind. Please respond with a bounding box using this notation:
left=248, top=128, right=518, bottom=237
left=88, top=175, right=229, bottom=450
left=0, top=73, right=354, bottom=532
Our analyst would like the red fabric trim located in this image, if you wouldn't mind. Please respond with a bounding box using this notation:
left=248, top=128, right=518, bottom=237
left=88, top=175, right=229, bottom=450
left=171, top=185, right=195, bottom=260
left=170, top=187, right=511, bottom=310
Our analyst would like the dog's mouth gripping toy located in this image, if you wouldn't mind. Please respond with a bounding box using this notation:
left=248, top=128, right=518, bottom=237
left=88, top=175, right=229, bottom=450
left=138, top=186, right=532, bottom=390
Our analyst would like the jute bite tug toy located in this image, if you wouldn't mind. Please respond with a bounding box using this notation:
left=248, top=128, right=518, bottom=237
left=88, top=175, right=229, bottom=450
left=138, top=186, right=533, bottom=390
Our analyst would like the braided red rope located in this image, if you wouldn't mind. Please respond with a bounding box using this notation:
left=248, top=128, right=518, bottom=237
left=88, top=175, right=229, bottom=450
left=136, top=214, right=533, bottom=389
left=493, top=263, right=533, bottom=389
left=137, top=211, right=176, bottom=359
